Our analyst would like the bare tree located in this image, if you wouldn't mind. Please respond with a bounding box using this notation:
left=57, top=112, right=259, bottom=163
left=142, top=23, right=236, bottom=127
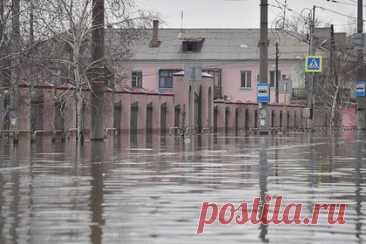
left=24, top=0, right=154, bottom=140
left=8, top=0, right=21, bottom=131
left=272, top=8, right=356, bottom=130
left=314, top=30, right=356, bottom=129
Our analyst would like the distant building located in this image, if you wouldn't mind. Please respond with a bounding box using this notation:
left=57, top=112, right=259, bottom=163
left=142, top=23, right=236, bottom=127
left=122, top=21, right=311, bottom=105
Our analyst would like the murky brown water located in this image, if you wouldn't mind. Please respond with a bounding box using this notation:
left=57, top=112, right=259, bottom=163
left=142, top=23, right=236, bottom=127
left=0, top=131, right=365, bottom=244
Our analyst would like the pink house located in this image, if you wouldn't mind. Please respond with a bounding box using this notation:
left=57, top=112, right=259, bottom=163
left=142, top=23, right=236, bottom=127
left=9, top=23, right=354, bottom=141
left=11, top=21, right=311, bottom=141
left=97, top=21, right=310, bottom=133
left=122, top=21, right=309, bottom=105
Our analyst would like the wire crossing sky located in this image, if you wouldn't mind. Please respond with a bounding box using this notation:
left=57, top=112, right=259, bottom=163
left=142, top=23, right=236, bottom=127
left=136, top=0, right=362, bottom=33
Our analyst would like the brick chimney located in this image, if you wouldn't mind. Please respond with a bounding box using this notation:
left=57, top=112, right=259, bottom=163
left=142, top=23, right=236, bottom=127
left=150, top=20, right=161, bottom=48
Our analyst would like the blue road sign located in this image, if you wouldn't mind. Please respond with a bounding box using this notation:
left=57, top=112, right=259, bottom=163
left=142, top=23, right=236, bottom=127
left=257, top=83, right=270, bottom=103
left=355, top=81, right=366, bottom=97
left=305, top=56, right=322, bottom=73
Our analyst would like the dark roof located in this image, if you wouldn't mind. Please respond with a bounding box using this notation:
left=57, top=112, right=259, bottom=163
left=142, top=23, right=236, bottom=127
left=129, top=28, right=310, bottom=61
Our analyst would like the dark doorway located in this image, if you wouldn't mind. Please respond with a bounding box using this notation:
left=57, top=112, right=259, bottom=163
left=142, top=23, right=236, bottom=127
left=279, top=111, right=283, bottom=128
left=235, top=108, right=239, bottom=134
left=245, top=109, right=249, bottom=131
left=146, top=103, right=153, bottom=134
left=254, top=110, right=258, bottom=129
left=131, top=102, right=139, bottom=133
left=208, top=87, right=212, bottom=128
left=54, top=100, right=65, bottom=132
left=31, top=97, right=44, bottom=131
left=175, top=105, right=181, bottom=129
left=161, top=103, right=167, bottom=134
left=214, top=106, right=218, bottom=132
left=195, top=87, right=203, bottom=132
left=114, top=102, right=122, bottom=133
left=225, top=107, right=230, bottom=133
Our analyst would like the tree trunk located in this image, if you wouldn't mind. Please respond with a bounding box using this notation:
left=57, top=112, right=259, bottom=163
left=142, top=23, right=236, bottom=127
left=73, top=43, right=83, bottom=144
left=10, top=0, right=21, bottom=130
left=75, top=91, right=82, bottom=141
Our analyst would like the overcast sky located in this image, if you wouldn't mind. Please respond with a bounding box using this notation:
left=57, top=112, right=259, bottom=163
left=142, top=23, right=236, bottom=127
left=135, top=0, right=361, bottom=33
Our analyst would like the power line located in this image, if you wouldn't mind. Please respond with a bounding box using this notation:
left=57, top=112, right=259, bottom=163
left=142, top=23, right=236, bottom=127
left=327, top=0, right=366, bottom=7
left=318, top=6, right=366, bottom=21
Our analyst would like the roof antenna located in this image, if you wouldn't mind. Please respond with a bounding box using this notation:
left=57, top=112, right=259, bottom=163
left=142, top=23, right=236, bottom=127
left=178, top=10, right=184, bottom=39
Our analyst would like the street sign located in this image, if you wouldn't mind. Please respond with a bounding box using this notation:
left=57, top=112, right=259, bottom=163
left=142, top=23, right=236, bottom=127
left=257, top=83, right=270, bottom=103
left=356, top=81, right=366, bottom=97
left=305, top=55, right=323, bottom=73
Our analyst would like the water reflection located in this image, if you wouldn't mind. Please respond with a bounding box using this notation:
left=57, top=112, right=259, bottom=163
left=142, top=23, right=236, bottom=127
left=259, top=137, right=269, bottom=243
left=89, top=141, right=105, bottom=244
left=0, top=132, right=365, bottom=243
left=16, top=135, right=31, bottom=162
left=354, top=132, right=363, bottom=243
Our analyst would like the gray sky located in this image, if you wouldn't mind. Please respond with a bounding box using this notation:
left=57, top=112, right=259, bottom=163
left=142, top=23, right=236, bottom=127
left=135, top=0, right=361, bottom=33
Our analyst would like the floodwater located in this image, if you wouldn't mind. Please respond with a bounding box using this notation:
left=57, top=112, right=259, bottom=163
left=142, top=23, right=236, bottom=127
left=0, top=131, right=365, bottom=244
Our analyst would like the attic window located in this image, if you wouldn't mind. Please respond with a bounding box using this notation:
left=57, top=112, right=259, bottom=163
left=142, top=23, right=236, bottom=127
left=182, top=38, right=204, bottom=52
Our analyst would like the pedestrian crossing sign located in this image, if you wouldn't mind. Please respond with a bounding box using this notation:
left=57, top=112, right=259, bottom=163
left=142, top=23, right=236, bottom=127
left=305, top=56, right=322, bottom=73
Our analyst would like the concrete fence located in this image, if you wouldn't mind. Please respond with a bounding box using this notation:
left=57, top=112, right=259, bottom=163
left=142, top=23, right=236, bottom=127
left=1, top=80, right=307, bottom=143
left=213, top=101, right=306, bottom=134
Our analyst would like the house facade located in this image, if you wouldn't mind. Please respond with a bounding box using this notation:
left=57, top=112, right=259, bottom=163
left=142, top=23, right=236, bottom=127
left=121, top=21, right=308, bottom=105
left=7, top=22, right=312, bottom=142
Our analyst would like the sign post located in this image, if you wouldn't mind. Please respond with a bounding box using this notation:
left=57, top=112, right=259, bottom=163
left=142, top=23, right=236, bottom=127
left=257, top=83, right=270, bottom=103
left=257, top=83, right=270, bottom=130
left=304, top=55, right=322, bottom=129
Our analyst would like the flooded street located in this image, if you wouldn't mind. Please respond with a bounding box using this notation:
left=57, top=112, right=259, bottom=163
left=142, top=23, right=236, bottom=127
left=0, top=132, right=365, bottom=244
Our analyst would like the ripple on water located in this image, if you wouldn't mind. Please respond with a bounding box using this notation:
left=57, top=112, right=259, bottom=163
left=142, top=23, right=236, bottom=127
left=0, top=134, right=365, bottom=243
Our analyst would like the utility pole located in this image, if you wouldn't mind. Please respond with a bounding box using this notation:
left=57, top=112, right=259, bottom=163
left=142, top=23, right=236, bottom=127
left=258, top=0, right=269, bottom=134
left=356, top=0, right=365, bottom=129
left=329, top=25, right=335, bottom=78
left=259, top=0, right=268, bottom=84
left=90, top=0, right=106, bottom=141
left=275, top=42, right=279, bottom=104
left=306, top=6, right=316, bottom=127
left=329, top=24, right=339, bottom=129
left=282, top=0, right=287, bottom=29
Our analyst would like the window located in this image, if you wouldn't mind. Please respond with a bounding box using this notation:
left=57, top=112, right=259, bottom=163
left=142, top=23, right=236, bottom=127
left=182, top=38, right=204, bottom=52
left=270, top=70, right=281, bottom=87
left=159, top=70, right=178, bottom=89
left=132, top=71, right=143, bottom=88
left=184, top=42, right=196, bottom=52
left=241, top=71, right=252, bottom=88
